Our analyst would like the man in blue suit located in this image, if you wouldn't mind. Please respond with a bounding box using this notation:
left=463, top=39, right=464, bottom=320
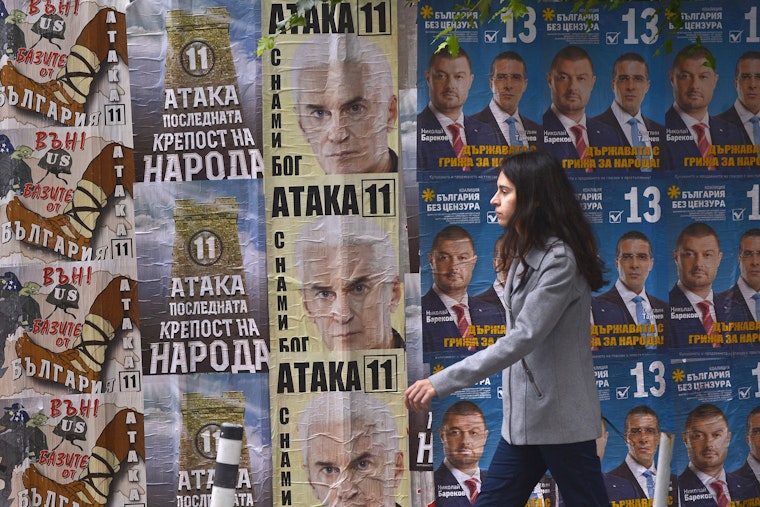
left=669, top=223, right=728, bottom=349
left=542, top=45, right=622, bottom=171
left=435, top=401, right=488, bottom=506
left=732, top=406, right=760, bottom=492
left=679, top=404, right=760, bottom=507
left=716, top=51, right=760, bottom=147
left=718, top=228, right=760, bottom=324
left=592, top=52, right=665, bottom=171
left=417, top=47, right=499, bottom=171
left=606, top=406, right=676, bottom=502
left=664, top=44, right=746, bottom=171
left=422, top=225, right=504, bottom=353
left=592, top=231, right=668, bottom=350
left=471, top=51, right=541, bottom=150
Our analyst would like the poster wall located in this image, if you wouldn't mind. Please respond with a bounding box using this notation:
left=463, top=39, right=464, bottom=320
left=416, top=1, right=760, bottom=506
left=262, top=1, right=410, bottom=506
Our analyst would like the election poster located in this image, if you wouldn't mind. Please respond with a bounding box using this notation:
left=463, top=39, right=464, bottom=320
left=414, top=1, right=760, bottom=505
left=142, top=372, right=271, bottom=506
left=0, top=0, right=143, bottom=504
left=262, top=2, right=408, bottom=505
left=127, top=0, right=263, bottom=183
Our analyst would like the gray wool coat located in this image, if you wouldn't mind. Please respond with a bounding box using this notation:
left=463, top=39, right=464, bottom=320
left=430, top=238, right=602, bottom=445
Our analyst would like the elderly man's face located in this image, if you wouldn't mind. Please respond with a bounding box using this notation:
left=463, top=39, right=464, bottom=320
left=304, top=421, right=403, bottom=507
left=300, top=243, right=400, bottom=351
left=296, top=62, right=398, bottom=174
left=670, top=57, right=718, bottom=117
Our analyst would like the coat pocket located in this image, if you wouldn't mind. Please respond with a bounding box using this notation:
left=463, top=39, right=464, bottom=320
left=521, top=358, right=543, bottom=399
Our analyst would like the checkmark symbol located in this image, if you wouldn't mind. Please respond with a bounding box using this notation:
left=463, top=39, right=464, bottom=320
left=606, top=32, right=619, bottom=44
left=485, top=30, right=498, bottom=43
left=730, top=31, right=743, bottom=43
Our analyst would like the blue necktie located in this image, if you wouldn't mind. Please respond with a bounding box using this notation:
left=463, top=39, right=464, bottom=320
left=752, top=293, right=760, bottom=322
left=633, top=295, right=656, bottom=349
left=505, top=116, right=523, bottom=147
left=627, top=118, right=651, bottom=172
left=750, top=116, right=760, bottom=146
left=642, top=470, right=655, bottom=498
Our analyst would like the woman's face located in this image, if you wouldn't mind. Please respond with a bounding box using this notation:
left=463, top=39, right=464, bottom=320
left=490, top=172, right=517, bottom=227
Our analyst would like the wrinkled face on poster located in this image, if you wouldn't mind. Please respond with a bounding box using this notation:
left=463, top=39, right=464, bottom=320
left=295, top=216, right=401, bottom=351
left=299, top=242, right=401, bottom=351
left=293, top=35, right=398, bottom=174
left=624, top=413, right=660, bottom=468
left=683, top=414, right=731, bottom=476
left=300, top=394, right=404, bottom=507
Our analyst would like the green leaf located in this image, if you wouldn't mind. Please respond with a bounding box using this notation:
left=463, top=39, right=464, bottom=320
left=256, top=36, right=275, bottom=57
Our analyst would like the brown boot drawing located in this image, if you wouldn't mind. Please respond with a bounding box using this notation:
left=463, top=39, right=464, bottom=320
left=15, top=276, right=138, bottom=393
left=0, top=9, right=126, bottom=126
left=23, top=409, right=144, bottom=507
left=5, top=143, right=134, bottom=261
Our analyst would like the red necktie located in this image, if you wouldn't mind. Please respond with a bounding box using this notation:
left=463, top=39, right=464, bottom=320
left=464, top=478, right=479, bottom=504
left=710, top=480, right=728, bottom=507
left=570, top=124, right=591, bottom=171
left=693, top=123, right=716, bottom=171
left=452, top=304, right=470, bottom=338
left=448, top=123, right=470, bottom=171
left=697, top=300, right=720, bottom=347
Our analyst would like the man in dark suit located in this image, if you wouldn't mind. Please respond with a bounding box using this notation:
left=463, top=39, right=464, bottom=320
left=470, top=51, right=540, bottom=150
left=422, top=225, right=504, bottom=352
left=669, top=223, right=728, bottom=349
left=542, top=45, right=622, bottom=171
left=474, top=233, right=506, bottom=321
left=435, top=401, right=488, bottom=506
left=664, top=44, right=745, bottom=171
left=717, top=51, right=760, bottom=146
left=679, top=404, right=760, bottom=507
left=607, top=406, right=676, bottom=502
left=592, top=231, right=668, bottom=350
left=592, top=52, right=665, bottom=171
left=417, top=47, right=499, bottom=171
left=718, top=228, right=760, bottom=324
left=732, top=406, right=760, bottom=492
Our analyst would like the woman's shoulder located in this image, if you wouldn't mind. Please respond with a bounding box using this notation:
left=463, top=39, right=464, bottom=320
left=534, top=237, right=577, bottom=267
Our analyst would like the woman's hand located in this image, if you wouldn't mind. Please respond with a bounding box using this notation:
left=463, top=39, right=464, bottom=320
left=404, top=379, right=437, bottom=412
